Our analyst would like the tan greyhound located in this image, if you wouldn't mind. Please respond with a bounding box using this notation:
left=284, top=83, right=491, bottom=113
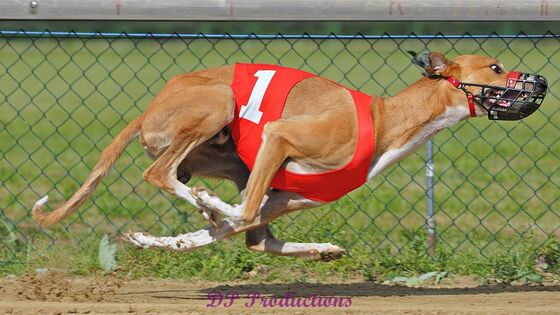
left=32, top=52, right=547, bottom=261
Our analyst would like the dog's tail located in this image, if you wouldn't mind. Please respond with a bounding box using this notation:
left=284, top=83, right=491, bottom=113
left=32, top=115, right=144, bottom=226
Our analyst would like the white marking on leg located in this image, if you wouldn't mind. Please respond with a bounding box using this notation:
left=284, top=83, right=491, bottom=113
left=127, top=229, right=215, bottom=251
left=172, top=181, right=198, bottom=206
left=251, top=238, right=346, bottom=261
left=277, top=241, right=345, bottom=260
left=279, top=242, right=340, bottom=253
left=126, top=218, right=241, bottom=251
left=195, top=190, right=243, bottom=219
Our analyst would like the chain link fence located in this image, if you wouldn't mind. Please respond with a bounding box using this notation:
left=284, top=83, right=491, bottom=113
left=1, top=30, right=559, bottom=268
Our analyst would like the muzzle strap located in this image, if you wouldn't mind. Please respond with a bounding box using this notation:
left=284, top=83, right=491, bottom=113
left=507, top=71, right=521, bottom=88
left=466, top=93, right=476, bottom=117
left=446, top=76, right=477, bottom=117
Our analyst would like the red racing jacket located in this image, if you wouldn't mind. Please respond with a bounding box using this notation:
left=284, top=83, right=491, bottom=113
left=230, top=63, right=375, bottom=202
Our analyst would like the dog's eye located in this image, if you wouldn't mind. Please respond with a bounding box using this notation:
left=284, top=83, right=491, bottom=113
left=490, top=64, right=502, bottom=74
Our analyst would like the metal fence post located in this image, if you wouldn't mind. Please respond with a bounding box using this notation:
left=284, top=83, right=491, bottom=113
left=425, top=139, right=436, bottom=257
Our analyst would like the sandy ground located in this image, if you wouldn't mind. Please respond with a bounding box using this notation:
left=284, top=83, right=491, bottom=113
left=1, top=273, right=560, bottom=315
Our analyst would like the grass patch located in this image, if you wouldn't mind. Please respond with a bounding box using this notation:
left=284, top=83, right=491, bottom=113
left=8, top=229, right=558, bottom=285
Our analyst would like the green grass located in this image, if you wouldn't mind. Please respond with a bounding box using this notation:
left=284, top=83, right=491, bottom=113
left=1, top=34, right=559, bottom=284
left=12, top=226, right=559, bottom=285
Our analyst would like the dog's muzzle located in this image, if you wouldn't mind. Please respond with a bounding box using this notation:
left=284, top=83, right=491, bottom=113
left=448, top=71, right=548, bottom=121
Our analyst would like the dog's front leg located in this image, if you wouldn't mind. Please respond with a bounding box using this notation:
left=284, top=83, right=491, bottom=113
left=192, top=121, right=297, bottom=223
left=245, top=225, right=346, bottom=262
left=240, top=122, right=296, bottom=223
left=126, top=190, right=320, bottom=252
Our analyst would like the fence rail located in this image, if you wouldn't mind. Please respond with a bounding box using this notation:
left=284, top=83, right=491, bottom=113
left=1, top=30, right=559, bottom=268
left=2, top=0, right=559, bottom=21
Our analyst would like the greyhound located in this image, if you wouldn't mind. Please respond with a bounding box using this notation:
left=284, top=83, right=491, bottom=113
left=32, top=51, right=547, bottom=261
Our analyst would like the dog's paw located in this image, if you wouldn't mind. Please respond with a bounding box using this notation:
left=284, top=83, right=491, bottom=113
left=318, top=244, right=347, bottom=262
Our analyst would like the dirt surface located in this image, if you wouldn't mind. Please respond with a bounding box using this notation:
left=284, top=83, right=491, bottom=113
left=2, top=273, right=560, bottom=314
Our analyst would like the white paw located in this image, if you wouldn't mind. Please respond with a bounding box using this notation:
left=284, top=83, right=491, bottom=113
left=172, top=183, right=198, bottom=206
left=318, top=243, right=347, bottom=262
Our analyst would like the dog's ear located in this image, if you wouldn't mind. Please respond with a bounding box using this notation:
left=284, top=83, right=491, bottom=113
left=408, top=51, right=453, bottom=77
left=425, top=52, right=453, bottom=77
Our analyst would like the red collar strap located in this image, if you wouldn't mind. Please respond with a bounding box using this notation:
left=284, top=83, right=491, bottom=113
left=446, top=76, right=477, bottom=117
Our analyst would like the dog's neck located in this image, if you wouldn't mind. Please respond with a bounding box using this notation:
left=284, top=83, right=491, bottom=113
left=367, top=77, right=470, bottom=180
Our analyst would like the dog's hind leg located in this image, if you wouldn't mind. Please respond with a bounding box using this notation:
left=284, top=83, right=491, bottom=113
left=143, top=131, right=231, bottom=212
left=140, top=83, right=236, bottom=210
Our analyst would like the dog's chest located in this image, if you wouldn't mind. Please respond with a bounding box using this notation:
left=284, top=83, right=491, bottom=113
left=367, top=105, right=470, bottom=180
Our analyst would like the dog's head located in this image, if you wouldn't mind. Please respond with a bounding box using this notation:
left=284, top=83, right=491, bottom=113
left=409, top=51, right=548, bottom=120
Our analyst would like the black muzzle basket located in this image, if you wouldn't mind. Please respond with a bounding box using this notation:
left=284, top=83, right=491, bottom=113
left=464, top=72, right=548, bottom=120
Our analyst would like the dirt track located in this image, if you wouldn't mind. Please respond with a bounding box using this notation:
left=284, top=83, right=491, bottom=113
left=2, top=273, right=560, bottom=314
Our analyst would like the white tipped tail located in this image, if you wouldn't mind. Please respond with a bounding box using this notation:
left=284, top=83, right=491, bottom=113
left=35, top=195, right=49, bottom=207
left=32, top=116, right=143, bottom=227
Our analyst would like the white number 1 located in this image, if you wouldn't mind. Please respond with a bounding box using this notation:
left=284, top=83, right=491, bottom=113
left=239, top=70, right=276, bottom=124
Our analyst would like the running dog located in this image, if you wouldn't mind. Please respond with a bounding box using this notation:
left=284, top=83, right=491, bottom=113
left=32, top=51, right=547, bottom=261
